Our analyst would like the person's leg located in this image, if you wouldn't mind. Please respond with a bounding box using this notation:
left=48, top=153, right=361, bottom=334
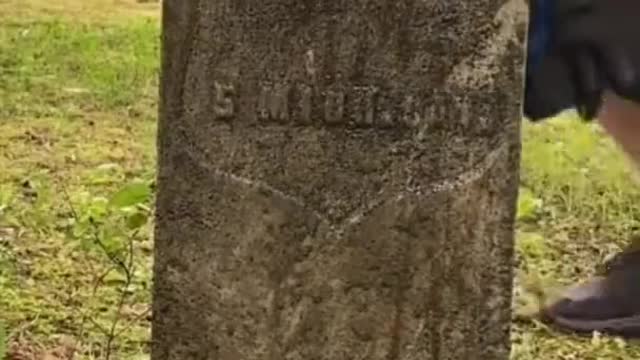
left=599, top=92, right=640, bottom=165
left=541, top=92, right=640, bottom=337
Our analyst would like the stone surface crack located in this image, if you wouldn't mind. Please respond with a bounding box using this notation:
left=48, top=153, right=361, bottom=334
left=188, top=139, right=509, bottom=234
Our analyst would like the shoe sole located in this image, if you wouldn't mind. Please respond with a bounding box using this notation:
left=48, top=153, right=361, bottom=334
left=540, top=276, right=640, bottom=338
left=541, top=307, right=640, bottom=338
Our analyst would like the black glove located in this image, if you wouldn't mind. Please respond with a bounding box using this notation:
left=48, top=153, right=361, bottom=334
left=524, top=0, right=640, bottom=121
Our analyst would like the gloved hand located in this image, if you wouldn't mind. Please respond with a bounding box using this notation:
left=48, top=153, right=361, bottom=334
left=524, top=0, right=640, bottom=121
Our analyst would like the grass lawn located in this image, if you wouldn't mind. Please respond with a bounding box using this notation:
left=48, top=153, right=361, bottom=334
left=2, top=1, right=640, bottom=359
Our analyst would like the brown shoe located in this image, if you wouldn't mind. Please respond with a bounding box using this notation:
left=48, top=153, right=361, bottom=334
left=540, top=248, right=640, bottom=337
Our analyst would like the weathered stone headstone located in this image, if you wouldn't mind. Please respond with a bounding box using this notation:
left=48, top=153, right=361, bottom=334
left=153, top=0, right=526, bottom=358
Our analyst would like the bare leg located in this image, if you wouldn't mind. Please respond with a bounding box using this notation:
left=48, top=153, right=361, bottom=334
left=541, top=92, right=640, bottom=337
left=598, top=92, right=640, bottom=165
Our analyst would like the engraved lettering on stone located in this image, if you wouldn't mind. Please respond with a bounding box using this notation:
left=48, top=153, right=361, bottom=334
left=324, top=90, right=345, bottom=124
left=246, top=81, right=480, bottom=133
left=351, top=86, right=377, bottom=127
left=401, top=95, right=421, bottom=128
left=257, top=82, right=271, bottom=121
left=459, top=99, right=470, bottom=127
left=416, top=101, right=438, bottom=140
left=378, top=111, right=394, bottom=128
left=304, top=50, right=317, bottom=79
left=376, top=95, right=394, bottom=128
left=257, top=81, right=290, bottom=123
left=475, top=101, right=489, bottom=130
left=213, top=81, right=235, bottom=119
left=270, top=82, right=290, bottom=123
left=427, top=92, right=447, bottom=129
left=478, top=115, right=488, bottom=129
left=297, top=83, right=313, bottom=124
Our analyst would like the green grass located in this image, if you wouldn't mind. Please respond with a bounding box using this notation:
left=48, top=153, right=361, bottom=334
left=2, top=1, right=640, bottom=359
left=0, top=7, right=159, bottom=359
left=513, top=116, right=640, bottom=359
left=0, top=18, right=159, bottom=118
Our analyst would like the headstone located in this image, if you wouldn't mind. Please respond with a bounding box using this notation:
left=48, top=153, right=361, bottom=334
left=153, top=0, right=527, bottom=358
